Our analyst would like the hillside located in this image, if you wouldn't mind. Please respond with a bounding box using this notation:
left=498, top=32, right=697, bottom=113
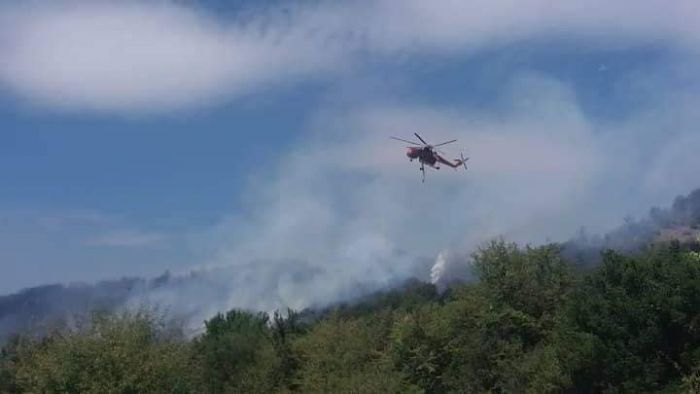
left=2, top=188, right=700, bottom=391
left=2, top=188, right=700, bottom=344
left=563, top=188, right=700, bottom=265
left=2, top=238, right=700, bottom=392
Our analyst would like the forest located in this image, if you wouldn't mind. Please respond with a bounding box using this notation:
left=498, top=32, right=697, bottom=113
left=2, top=237, right=700, bottom=393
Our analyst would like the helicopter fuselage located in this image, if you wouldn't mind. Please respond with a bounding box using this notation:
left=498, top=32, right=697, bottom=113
left=406, top=147, right=437, bottom=166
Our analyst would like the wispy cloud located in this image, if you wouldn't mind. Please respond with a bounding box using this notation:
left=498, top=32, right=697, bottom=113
left=84, top=230, right=166, bottom=247
left=35, top=210, right=113, bottom=231
left=0, top=209, right=185, bottom=293
left=1, top=1, right=698, bottom=113
left=0, top=2, right=339, bottom=113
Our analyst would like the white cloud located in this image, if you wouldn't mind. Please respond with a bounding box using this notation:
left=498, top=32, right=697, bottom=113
left=1, top=1, right=699, bottom=113
left=0, top=2, right=338, bottom=112
left=361, top=0, right=700, bottom=52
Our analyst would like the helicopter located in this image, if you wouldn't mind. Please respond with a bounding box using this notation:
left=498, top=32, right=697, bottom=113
left=391, top=132, right=468, bottom=182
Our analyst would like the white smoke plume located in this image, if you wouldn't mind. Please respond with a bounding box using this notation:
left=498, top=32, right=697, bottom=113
left=129, top=68, right=700, bottom=328
left=430, top=252, right=450, bottom=288
left=430, top=250, right=472, bottom=292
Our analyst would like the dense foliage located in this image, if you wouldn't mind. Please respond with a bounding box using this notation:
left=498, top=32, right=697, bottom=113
left=2, top=239, right=700, bottom=393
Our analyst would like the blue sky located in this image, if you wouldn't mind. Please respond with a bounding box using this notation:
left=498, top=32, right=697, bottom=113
left=1, top=1, right=699, bottom=311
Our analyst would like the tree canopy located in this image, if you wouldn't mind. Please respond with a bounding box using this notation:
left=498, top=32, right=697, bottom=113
left=3, top=239, right=700, bottom=393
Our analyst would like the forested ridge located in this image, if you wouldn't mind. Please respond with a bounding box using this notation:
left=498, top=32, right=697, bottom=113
left=3, top=188, right=700, bottom=347
left=2, top=237, right=700, bottom=393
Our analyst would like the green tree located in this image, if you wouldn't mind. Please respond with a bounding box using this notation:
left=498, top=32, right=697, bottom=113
left=568, top=247, right=700, bottom=391
left=390, top=241, right=576, bottom=393
left=294, top=312, right=418, bottom=393
left=0, top=335, right=22, bottom=393
left=473, top=239, right=572, bottom=325
left=390, top=304, right=449, bottom=392
left=12, top=310, right=195, bottom=393
left=193, top=309, right=278, bottom=393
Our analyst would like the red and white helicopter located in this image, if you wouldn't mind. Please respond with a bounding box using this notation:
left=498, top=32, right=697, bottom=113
left=391, top=132, right=468, bottom=182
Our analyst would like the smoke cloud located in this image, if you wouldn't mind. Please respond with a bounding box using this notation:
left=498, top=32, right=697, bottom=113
left=130, top=69, right=700, bottom=327
left=2, top=1, right=700, bottom=332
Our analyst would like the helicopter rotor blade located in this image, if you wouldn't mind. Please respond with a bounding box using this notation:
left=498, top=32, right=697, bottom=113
left=390, top=136, right=422, bottom=146
left=433, top=139, right=457, bottom=147
left=414, top=133, right=429, bottom=145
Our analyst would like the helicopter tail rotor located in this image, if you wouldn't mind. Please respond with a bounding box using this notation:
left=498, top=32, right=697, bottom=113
left=459, top=152, right=469, bottom=170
